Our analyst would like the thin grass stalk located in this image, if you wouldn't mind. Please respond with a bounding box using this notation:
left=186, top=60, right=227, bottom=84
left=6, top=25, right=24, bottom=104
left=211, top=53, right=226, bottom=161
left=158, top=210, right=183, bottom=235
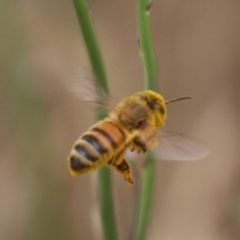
left=71, top=1, right=118, bottom=239
left=133, top=0, right=158, bottom=240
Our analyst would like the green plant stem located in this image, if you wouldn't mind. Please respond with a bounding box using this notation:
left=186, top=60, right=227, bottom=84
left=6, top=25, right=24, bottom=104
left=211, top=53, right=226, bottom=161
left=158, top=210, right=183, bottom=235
left=72, top=1, right=118, bottom=240
left=98, top=167, right=118, bottom=240
left=133, top=0, right=158, bottom=240
left=72, top=0, right=108, bottom=90
left=137, top=0, right=157, bottom=90
left=134, top=153, right=155, bottom=240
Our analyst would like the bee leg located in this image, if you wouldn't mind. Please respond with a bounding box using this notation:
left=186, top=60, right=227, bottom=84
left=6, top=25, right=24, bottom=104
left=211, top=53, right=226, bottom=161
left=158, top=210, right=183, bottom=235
left=115, top=160, right=133, bottom=185
left=132, top=137, right=147, bottom=153
left=108, top=151, right=133, bottom=185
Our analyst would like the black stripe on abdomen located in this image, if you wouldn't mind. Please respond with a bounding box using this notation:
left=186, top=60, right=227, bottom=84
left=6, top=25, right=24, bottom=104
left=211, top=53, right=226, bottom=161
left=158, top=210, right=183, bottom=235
left=92, top=127, right=117, bottom=148
left=69, top=155, right=90, bottom=171
left=74, top=144, right=98, bottom=162
left=82, top=134, right=108, bottom=155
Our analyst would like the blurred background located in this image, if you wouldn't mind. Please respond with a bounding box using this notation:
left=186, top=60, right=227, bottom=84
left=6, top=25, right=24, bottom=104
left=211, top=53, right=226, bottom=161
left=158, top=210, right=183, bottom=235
left=1, top=0, right=240, bottom=239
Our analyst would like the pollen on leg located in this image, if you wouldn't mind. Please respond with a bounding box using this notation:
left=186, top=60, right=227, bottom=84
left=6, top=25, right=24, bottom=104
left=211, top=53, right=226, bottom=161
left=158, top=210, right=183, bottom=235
left=115, top=159, right=134, bottom=185
left=124, top=173, right=134, bottom=185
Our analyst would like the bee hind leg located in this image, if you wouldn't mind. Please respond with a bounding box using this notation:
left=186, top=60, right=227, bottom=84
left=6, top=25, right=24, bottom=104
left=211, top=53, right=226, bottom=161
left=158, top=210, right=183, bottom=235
left=108, top=152, right=133, bottom=185
left=115, top=160, right=133, bottom=185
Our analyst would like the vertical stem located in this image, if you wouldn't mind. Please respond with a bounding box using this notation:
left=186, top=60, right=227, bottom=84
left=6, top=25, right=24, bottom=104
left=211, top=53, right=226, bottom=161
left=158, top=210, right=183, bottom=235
left=137, top=0, right=158, bottom=90
left=72, top=0, right=108, bottom=90
left=71, top=1, right=118, bottom=240
left=133, top=0, right=158, bottom=240
left=133, top=153, right=155, bottom=240
left=98, top=168, right=118, bottom=240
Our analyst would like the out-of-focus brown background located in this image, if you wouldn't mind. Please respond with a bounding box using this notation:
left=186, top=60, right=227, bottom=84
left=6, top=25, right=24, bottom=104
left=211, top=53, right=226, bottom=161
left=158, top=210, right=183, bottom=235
left=1, top=1, right=240, bottom=240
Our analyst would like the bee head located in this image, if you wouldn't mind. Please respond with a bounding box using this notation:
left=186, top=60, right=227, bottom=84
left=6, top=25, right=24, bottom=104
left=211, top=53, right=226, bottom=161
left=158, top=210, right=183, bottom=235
left=137, top=90, right=167, bottom=128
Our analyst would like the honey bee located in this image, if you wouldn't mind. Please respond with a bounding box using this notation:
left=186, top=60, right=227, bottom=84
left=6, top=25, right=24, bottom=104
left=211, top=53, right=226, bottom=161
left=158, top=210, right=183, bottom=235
left=68, top=82, right=209, bottom=185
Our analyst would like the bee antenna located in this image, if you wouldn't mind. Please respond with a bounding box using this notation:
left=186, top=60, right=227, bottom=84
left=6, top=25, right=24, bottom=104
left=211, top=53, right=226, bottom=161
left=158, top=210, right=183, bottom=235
left=165, top=96, right=192, bottom=104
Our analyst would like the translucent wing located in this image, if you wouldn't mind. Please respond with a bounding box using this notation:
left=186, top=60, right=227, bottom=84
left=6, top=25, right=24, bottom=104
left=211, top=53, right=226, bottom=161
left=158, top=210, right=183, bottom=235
left=69, top=69, right=118, bottom=113
left=155, top=130, right=210, bottom=161
left=126, top=129, right=209, bottom=161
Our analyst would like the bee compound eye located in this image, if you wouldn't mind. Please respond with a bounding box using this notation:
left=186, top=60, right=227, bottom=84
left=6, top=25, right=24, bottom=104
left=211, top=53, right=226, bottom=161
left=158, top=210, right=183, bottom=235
left=151, top=100, right=159, bottom=109
left=137, top=119, right=147, bottom=129
left=151, top=101, right=165, bottom=114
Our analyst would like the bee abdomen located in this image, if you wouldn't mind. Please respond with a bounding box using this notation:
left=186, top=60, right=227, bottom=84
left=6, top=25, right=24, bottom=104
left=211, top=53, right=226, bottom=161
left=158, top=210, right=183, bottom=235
left=68, top=121, right=126, bottom=175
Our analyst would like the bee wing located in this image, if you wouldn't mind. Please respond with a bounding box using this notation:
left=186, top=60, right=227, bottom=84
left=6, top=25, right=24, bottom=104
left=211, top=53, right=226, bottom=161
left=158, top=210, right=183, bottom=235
left=69, top=70, right=118, bottom=113
left=126, top=129, right=209, bottom=161
left=155, top=130, right=210, bottom=161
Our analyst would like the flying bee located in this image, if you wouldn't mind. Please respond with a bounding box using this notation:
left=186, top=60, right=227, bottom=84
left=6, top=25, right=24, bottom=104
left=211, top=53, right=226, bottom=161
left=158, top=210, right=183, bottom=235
left=68, top=80, right=209, bottom=185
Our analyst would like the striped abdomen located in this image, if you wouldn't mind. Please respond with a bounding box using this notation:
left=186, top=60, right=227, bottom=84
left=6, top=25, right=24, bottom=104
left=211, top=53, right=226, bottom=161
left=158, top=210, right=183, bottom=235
left=68, top=120, right=126, bottom=175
